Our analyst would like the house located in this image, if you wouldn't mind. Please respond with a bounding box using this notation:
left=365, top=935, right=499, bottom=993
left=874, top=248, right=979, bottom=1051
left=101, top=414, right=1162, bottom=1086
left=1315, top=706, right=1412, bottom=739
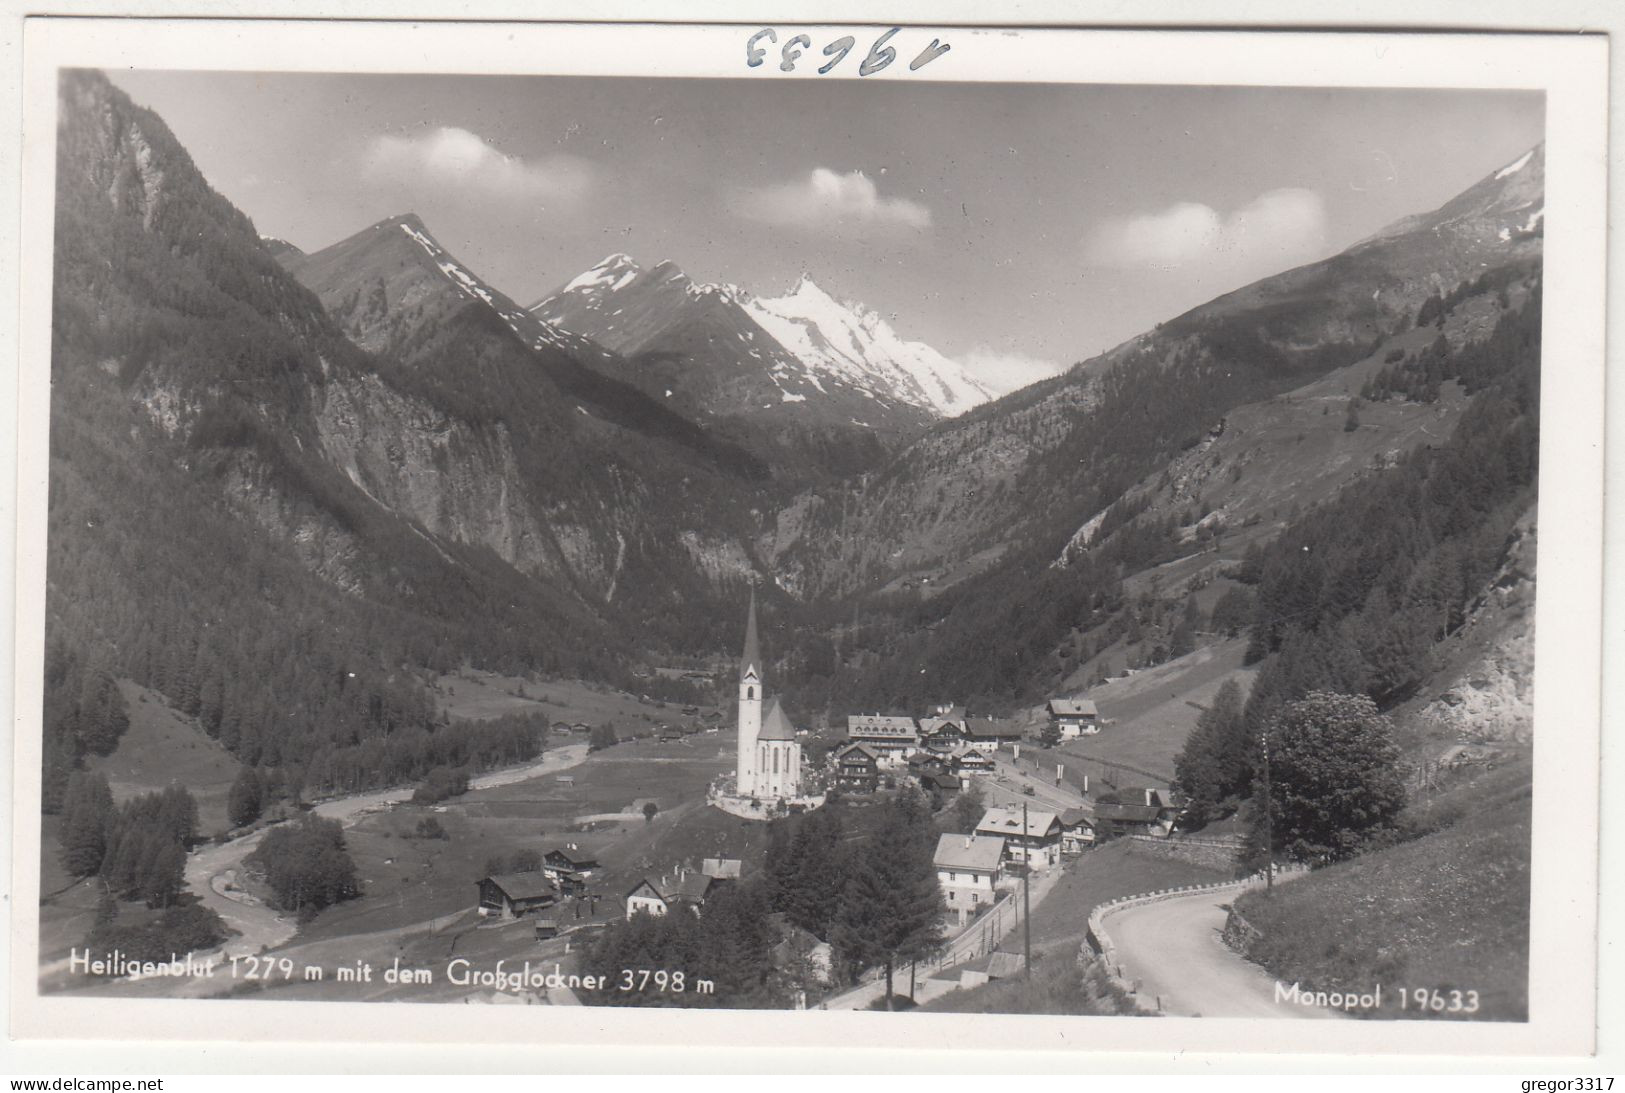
left=907, top=752, right=947, bottom=776
left=918, top=704, right=969, bottom=742
left=933, top=834, right=1007, bottom=925
left=951, top=748, right=995, bottom=774
left=1091, top=789, right=1180, bottom=839
left=477, top=873, right=558, bottom=920
left=625, top=872, right=715, bottom=919
left=1047, top=698, right=1100, bottom=739
left=921, top=771, right=963, bottom=795
left=543, top=849, right=600, bottom=886
left=845, top=714, right=920, bottom=762
left=1058, top=808, right=1096, bottom=854
left=963, top=717, right=1023, bottom=753
left=532, top=917, right=560, bottom=941
left=975, top=806, right=1064, bottom=868
left=552, top=721, right=573, bottom=736
left=833, top=742, right=880, bottom=793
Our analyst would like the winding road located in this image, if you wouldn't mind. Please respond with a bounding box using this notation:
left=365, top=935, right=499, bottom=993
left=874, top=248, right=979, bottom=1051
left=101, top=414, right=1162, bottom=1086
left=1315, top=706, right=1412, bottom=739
left=1104, top=886, right=1345, bottom=1019
left=189, top=743, right=593, bottom=960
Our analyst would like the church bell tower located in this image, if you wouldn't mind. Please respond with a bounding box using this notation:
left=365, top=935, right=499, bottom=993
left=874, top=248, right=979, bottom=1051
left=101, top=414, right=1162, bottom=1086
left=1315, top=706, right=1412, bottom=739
left=737, top=590, right=763, bottom=794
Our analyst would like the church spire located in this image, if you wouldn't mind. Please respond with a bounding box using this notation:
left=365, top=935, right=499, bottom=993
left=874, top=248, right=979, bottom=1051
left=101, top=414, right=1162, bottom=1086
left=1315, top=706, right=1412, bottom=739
left=740, top=588, right=761, bottom=680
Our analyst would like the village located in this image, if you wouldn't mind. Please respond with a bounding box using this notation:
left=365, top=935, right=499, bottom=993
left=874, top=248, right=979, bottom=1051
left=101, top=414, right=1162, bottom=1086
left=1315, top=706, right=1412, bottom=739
left=417, top=598, right=1200, bottom=1009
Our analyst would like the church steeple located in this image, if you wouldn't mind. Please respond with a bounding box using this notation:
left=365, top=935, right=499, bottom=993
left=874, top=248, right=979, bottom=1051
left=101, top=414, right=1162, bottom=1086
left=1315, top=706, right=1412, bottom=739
left=740, top=588, right=761, bottom=682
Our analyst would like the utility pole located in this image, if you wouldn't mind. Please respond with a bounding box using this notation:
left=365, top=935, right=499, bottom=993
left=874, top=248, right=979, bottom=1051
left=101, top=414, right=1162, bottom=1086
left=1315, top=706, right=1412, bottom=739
left=1261, top=728, right=1274, bottom=893
left=1022, top=801, right=1032, bottom=977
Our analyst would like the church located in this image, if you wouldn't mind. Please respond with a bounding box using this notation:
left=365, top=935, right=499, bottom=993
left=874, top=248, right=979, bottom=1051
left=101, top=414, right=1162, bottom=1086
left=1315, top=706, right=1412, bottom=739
left=735, top=592, right=802, bottom=801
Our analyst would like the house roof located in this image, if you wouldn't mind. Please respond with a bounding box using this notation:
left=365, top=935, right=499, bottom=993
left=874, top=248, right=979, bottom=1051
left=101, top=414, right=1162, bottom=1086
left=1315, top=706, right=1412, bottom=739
left=546, top=849, right=598, bottom=869
left=1058, top=808, right=1094, bottom=829
left=701, top=858, right=743, bottom=879
left=976, top=806, right=1062, bottom=838
left=924, top=773, right=962, bottom=790
left=759, top=697, right=798, bottom=741
left=933, top=833, right=1007, bottom=872
left=986, top=952, right=1027, bottom=978
left=847, top=714, right=919, bottom=738
left=626, top=878, right=667, bottom=903
left=484, top=872, right=556, bottom=902
left=836, top=742, right=879, bottom=763
left=1093, top=802, right=1164, bottom=823
left=1048, top=698, right=1098, bottom=717
left=668, top=873, right=714, bottom=901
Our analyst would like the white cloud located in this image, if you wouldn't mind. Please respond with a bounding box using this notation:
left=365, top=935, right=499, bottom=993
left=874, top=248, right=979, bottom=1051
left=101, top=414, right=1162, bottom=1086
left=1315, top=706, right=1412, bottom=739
left=1083, top=188, right=1327, bottom=276
left=735, top=168, right=931, bottom=232
left=363, top=127, right=591, bottom=202
left=957, top=348, right=1065, bottom=397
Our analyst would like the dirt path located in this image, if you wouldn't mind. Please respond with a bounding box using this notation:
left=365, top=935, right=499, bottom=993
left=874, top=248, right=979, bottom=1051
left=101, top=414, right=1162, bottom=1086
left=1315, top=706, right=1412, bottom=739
left=1104, top=887, right=1346, bottom=1019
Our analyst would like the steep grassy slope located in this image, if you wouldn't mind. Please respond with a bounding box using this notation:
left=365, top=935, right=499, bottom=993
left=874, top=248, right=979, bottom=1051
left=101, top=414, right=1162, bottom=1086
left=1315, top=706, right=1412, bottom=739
left=1230, top=754, right=1532, bottom=1021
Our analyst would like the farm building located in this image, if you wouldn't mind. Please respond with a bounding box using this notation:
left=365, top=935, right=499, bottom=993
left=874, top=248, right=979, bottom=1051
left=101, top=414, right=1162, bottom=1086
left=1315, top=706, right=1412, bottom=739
left=477, top=873, right=558, bottom=920
left=1046, top=697, right=1100, bottom=738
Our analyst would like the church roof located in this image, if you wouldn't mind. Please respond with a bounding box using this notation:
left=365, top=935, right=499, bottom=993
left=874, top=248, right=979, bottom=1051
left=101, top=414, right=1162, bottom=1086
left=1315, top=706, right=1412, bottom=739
left=758, top=697, right=797, bottom=741
left=740, top=589, right=761, bottom=680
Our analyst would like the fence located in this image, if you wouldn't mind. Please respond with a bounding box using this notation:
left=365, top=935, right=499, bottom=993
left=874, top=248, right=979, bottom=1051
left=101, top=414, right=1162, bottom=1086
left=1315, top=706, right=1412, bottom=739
left=1081, top=863, right=1311, bottom=1015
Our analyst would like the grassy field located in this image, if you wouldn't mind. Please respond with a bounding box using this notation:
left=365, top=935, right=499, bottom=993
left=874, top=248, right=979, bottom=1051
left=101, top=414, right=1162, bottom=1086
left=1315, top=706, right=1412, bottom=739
left=84, top=682, right=241, bottom=835
left=1231, top=754, right=1532, bottom=1021
left=288, top=732, right=741, bottom=948
left=1049, top=637, right=1256, bottom=788
left=921, top=840, right=1234, bottom=1013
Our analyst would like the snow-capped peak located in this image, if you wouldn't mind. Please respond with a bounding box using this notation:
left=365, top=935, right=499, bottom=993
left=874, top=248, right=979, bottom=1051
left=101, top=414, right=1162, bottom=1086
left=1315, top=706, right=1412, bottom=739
left=745, top=278, right=994, bottom=418
left=562, top=253, right=643, bottom=294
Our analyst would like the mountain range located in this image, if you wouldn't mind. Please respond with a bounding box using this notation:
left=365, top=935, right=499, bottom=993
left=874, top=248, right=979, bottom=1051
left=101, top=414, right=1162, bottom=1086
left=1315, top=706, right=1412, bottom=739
left=42, top=68, right=1543, bottom=798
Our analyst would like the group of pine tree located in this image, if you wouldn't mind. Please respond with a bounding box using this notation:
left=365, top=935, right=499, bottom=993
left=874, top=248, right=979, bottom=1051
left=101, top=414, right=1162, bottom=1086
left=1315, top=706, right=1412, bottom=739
left=1174, top=281, right=1539, bottom=862
left=584, top=786, right=959, bottom=1009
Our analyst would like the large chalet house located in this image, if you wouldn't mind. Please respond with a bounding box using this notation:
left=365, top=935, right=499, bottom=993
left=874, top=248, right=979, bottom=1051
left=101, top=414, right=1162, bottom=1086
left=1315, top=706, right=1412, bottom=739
left=918, top=704, right=969, bottom=749
left=1092, top=788, right=1181, bottom=839
left=845, top=714, right=919, bottom=763
left=962, top=717, right=1023, bottom=754
left=1047, top=697, right=1100, bottom=739
left=975, top=806, right=1064, bottom=868
left=833, top=742, right=881, bottom=793
left=933, top=833, right=1007, bottom=926
left=476, top=873, right=558, bottom=920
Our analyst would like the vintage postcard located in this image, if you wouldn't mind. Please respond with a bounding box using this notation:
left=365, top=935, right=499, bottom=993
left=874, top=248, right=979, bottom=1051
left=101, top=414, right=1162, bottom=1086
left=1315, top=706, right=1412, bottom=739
left=6, top=17, right=1609, bottom=1061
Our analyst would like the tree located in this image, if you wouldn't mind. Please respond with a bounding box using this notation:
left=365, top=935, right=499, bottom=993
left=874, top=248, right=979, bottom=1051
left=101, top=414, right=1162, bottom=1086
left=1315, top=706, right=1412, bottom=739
left=227, top=766, right=265, bottom=828
left=831, top=793, right=944, bottom=1007
left=60, top=771, right=115, bottom=876
left=589, top=725, right=619, bottom=752
left=643, top=801, right=659, bottom=824
left=1173, top=679, right=1250, bottom=827
left=949, top=782, right=987, bottom=836
left=1258, top=691, right=1406, bottom=863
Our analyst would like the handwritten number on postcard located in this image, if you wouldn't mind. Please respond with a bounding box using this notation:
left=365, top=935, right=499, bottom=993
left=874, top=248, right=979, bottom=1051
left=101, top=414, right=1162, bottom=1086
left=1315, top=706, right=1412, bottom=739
left=747, top=27, right=950, bottom=75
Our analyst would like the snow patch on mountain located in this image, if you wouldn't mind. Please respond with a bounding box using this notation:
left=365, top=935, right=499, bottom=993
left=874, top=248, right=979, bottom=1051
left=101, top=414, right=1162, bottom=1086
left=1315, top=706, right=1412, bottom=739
left=1495, top=149, right=1534, bottom=180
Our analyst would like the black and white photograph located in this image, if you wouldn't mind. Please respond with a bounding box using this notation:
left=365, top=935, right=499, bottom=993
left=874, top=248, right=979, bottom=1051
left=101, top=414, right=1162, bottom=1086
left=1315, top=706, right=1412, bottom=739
left=5, top=17, right=1609, bottom=1062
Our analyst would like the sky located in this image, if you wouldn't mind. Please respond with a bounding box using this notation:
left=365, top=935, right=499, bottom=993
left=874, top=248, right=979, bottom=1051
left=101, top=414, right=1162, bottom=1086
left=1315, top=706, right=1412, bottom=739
left=108, top=71, right=1543, bottom=395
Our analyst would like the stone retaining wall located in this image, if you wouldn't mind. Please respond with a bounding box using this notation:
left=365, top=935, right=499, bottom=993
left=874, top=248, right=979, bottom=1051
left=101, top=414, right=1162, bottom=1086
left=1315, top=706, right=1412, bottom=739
left=1123, top=834, right=1244, bottom=871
